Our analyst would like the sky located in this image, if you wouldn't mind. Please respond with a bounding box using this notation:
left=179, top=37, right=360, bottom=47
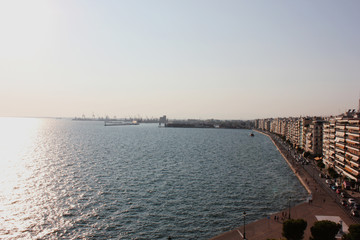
left=0, top=0, right=359, bottom=120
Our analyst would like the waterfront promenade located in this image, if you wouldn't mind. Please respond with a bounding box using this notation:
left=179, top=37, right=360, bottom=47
left=210, top=131, right=358, bottom=240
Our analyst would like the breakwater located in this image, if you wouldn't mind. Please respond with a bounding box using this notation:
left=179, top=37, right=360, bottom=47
left=165, top=119, right=252, bottom=129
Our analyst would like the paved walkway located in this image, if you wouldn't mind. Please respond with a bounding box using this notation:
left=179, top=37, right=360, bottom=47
left=210, top=131, right=357, bottom=240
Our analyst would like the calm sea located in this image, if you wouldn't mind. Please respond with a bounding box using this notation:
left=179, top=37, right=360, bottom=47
left=0, top=118, right=307, bottom=239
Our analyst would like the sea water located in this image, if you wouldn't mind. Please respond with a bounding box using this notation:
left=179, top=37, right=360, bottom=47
left=0, top=118, right=307, bottom=239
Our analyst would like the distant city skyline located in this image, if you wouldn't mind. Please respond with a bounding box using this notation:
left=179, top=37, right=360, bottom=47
left=1, top=1, right=359, bottom=120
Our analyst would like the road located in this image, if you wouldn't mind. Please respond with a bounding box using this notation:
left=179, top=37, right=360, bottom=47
left=268, top=132, right=360, bottom=224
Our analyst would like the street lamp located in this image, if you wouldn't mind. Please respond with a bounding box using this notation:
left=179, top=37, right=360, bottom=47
left=243, top=211, right=247, bottom=240
left=339, top=220, right=343, bottom=234
left=288, top=197, right=291, bottom=219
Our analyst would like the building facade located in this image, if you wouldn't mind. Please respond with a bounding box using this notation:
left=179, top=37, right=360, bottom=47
left=255, top=106, right=360, bottom=189
left=304, top=119, right=324, bottom=156
left=322, top=111, right=360, bottom=185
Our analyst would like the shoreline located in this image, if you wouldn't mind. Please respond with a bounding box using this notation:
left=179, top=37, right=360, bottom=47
left=255, top=130, right=312, bottom=195
left=210, top=130, right=356, bottom=240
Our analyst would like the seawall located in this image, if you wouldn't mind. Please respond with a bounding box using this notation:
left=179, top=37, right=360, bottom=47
left=255, top=130, right=312, bottom=195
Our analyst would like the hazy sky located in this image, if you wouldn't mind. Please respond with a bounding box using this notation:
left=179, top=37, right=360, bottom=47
left=1, top=1, right=359, bottom=120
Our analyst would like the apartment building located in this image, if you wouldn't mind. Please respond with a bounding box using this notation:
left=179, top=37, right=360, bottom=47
left=255, top=117, right=316, bottom=152
left=254, top=106, right=360, bottom=188
left=304, top=119, right=324, bottom=156
left=322, top=118, right=334, bottom=167
left=255, top=119, right=272, bottom=131
left=322, top=110, right=360, bottom=186
left=299, top=117, right=312, bottom=150
left=286, top=118, right=300, bottom=148
left=269, top=118, right=288, bottom=136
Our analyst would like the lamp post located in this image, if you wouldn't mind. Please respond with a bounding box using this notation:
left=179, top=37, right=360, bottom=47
left=288, top=197, right=291, bottom=219
left=243, top=211, right=246, bottom=240
left=339, top=220, right=343, bottom=234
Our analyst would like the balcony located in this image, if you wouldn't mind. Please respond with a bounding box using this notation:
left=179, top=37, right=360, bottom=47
left=336, top=132, right=346, bottom=138
left=349, top=160, right=360, bottom=168
left=335, top=166, right=346, bottom=176
left=340, top=169, right=358, bottom=181
left=345, top=165, right=359, bottom=177
left=335, top=160, right=345, bottom=168
left=336, top=153, right=345, bottom=162
left=347, top=132, right=360, bottom=137
left=336, top=147, right=345, bottom=154
left=336, top=125, right=346, bottom=130
left=348, top=150, right=360, bottom=158
left=347, top=125, right=360, bottom=130
left=337, top=151, right=345, bottom=156
left=349, top=120, right=360, bottom=123
left=347, top=144, right=360, bottom=152
left=346, top=152, right=360, bottom=161
left=347, top=138, right=360, bottom=144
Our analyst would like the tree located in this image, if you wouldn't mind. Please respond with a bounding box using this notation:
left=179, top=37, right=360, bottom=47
left=342, top=224, right=360, bottom=240
left=328, top=167, right=339, bottom=179
left=282, top=219, right=307, bottom=240
left=317, top=161, right=325, bottom=169
left=310, top=220, right=341, bottom=240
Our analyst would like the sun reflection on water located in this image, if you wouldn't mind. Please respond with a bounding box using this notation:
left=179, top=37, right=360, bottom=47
left=0, top=118, right=40, bottom=189
left=0, top=118, right=42, bottom=238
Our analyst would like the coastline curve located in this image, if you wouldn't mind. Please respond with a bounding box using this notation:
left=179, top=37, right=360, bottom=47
left=254, top=130, right=312, bottom=195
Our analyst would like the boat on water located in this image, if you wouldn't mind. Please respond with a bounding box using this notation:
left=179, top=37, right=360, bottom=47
left=104, top=120, right=139, bottom=126
left=250, top=132, right=255, bottom=137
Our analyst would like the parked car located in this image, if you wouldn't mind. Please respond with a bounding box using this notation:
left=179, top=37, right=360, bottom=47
left=348, top=198, right=356, bottom=205
left=341, top=199, right=347, bottom=206
left=353, top=204, right=360, bottom=210
left=351, top=209, right=359, bottom=217
left=330, top=185, right=337, bottom=191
